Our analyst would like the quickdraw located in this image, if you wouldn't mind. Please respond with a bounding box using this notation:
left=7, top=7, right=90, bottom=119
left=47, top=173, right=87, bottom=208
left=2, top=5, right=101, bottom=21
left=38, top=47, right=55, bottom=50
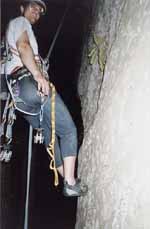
left=0, top=94, right=16, bottom=162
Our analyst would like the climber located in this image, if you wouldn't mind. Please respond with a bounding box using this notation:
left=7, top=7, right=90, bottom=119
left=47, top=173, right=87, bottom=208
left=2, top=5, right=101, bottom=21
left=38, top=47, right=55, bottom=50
left=3, top=0, right=88, bottom=197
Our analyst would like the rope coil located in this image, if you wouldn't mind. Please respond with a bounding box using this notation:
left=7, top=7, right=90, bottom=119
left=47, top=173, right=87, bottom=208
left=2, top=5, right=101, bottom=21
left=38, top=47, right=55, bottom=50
left=46, top=82, right=59, bottom=186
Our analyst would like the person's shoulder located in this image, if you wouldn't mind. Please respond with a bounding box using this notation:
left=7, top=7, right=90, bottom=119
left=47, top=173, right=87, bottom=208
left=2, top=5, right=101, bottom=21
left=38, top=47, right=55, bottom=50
left=10, top=16, right=30, bottom=27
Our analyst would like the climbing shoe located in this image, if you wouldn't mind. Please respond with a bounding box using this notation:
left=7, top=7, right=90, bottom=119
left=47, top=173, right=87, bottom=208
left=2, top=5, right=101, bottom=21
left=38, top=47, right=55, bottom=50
left=63, top=178, right=88, bottom=197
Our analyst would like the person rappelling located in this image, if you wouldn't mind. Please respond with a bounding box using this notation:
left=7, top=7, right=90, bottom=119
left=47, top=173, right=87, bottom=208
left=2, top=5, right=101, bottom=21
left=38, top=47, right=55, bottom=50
left=1, top=0, right=88, bottom=197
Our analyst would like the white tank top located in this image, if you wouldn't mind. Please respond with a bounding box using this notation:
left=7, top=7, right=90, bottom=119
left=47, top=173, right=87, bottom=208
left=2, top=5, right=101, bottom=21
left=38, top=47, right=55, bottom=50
left=5, top=16, right=41, bottom=74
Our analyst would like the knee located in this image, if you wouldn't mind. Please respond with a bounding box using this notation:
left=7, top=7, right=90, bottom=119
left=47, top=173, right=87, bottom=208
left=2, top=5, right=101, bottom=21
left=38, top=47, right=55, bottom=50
left=71, top=125, right=77, bottom=138
left=65, top=125, right=78, bottom=149
left=65, top=121, right=77, bottom=138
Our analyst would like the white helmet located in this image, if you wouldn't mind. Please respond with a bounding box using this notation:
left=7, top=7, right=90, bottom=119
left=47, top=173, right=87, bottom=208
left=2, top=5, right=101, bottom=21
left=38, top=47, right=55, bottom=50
left=21, top=0, right=47, bottom=14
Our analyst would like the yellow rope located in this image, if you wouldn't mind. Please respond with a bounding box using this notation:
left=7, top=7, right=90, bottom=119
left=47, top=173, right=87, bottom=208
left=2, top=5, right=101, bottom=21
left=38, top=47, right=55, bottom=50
left=46, top=82, right=59, bottom=186
left=8, top=100, right=14, bottom=108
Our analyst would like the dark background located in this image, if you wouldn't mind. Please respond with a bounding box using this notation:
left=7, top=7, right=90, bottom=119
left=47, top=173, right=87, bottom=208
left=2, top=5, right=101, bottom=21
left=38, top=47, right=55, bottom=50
left=1, top=0, right=93, bottom=228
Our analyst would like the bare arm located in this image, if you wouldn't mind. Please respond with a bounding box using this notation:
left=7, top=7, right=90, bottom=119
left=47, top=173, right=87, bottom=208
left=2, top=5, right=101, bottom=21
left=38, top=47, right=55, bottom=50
left=16, top=31, right=49, bottom=95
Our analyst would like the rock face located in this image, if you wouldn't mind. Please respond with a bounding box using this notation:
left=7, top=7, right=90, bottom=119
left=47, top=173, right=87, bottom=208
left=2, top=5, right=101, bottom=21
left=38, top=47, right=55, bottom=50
left=76, top=0, right=150, bottom=228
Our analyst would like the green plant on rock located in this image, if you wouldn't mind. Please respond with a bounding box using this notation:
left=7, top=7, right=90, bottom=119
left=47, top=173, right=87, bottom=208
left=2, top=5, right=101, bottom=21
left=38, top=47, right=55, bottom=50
left=88, top=33, right=107, bottom=73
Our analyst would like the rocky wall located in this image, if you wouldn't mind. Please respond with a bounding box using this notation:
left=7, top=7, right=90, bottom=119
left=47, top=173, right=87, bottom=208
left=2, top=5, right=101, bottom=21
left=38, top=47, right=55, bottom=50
left=76, top=0, right=150, bottom=228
